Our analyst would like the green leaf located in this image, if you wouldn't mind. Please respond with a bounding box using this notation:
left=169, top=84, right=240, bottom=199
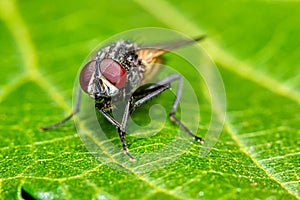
left=0, top=0, right=299, bottom=199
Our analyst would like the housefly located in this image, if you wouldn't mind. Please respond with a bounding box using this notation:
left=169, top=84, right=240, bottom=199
left=42, top=36, right=206, bottom=160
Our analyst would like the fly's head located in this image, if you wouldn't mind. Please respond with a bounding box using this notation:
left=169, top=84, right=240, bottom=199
left=79, top=40, right=144, bottom=99
left=79, top=57, right=127, bottom=99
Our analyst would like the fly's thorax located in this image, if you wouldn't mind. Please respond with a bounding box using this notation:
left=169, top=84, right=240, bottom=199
left=137, top=49, right=164, bottom=85
left=140, top=57, right=163, bottom=84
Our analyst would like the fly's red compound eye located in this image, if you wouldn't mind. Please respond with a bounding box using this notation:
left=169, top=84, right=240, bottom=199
left=100, top=58, right=127, bottom=88
left=79, top=60, right=96, bottom=93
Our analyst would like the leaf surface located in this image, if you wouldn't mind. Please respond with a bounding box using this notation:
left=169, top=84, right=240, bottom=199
left=0, top=0, right=299, bottom=199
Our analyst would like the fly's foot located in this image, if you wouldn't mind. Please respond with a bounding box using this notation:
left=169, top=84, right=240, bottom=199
left=123, top=149, right=136, bottom=161
left=170, top=114, right=204, bottom=144
left=169, top=114, right=177, bottom=123
left=194, top=136, right=204, bottom=144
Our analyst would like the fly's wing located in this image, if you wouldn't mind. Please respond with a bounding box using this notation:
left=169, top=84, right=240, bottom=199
left=137, top=36, right=206, bottom=83
left=138, top=35, right=206, bottom=59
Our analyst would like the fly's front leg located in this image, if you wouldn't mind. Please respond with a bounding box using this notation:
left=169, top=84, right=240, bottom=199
left=41, top=88, right=82, bottom=131
left=134, top=74, right=204, bottom=143
left=95, top=101, right=135, bottom=161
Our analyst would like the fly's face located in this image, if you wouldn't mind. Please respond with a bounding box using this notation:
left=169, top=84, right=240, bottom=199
left=79, top=57, right=127, bottom=99
left=79, top=40, right=142, bottom=99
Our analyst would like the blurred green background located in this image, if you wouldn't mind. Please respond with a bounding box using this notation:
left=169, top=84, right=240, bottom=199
left=0, top=0, right=299, bottom=199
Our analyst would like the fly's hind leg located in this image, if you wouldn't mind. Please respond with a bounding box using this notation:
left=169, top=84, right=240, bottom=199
left=166, top=74, right=204, bottom=143
left=132, top=74, right=204, bottom=143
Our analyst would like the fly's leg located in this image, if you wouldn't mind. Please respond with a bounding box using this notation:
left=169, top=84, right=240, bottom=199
left=41, top=88, right=82, bottom=131
left=96, top=101, right=135, bottom=161
left=165, top=74, right=204, bottom=143
left=119, top=100, right=135, bottom=160
left=130, top=83, right=170, bottom=114
left=132, top=74, right=204, bottom=143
